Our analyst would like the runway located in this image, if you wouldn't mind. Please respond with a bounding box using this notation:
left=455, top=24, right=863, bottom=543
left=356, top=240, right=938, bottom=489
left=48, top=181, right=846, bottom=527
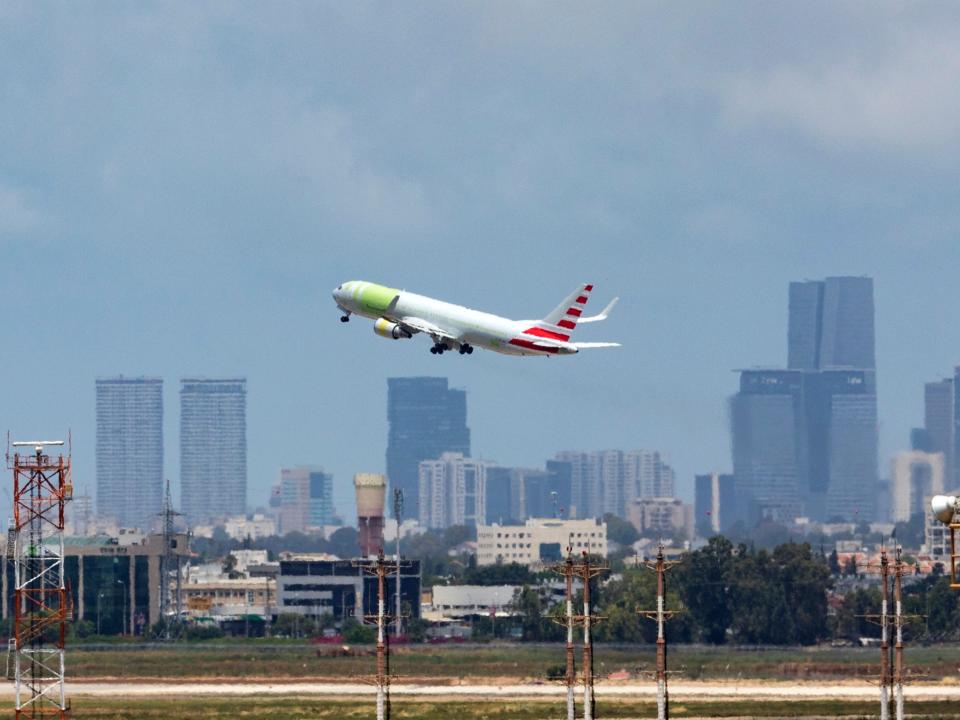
left=2, top=680, right=958, bottom=700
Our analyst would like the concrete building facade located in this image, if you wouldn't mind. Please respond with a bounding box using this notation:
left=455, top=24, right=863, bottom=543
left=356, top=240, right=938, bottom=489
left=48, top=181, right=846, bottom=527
left=476, top=517, right=607, bottom=566
left=628, top=498, right=694, bottom=541
left=418, top=452, right=487, bottom=529
left=274, top=466, right=335, bottom=535
left=891, top=450, right=945, bottom=523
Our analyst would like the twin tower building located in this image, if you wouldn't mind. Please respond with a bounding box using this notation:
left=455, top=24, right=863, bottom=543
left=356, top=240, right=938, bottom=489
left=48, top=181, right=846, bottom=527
left=96, top=377, right=247, bottom=530
left=731, top=276, right=878, bottom=526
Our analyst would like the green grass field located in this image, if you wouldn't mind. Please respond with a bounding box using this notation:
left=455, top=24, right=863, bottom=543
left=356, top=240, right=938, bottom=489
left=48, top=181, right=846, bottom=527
left=62, top=697, right=960, bottom=720
left=67, top=641, right=960, bottom=682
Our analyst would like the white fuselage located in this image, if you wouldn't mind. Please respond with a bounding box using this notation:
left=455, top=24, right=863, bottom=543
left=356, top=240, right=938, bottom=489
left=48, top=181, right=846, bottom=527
left=333, top=281, right=577, bottom=356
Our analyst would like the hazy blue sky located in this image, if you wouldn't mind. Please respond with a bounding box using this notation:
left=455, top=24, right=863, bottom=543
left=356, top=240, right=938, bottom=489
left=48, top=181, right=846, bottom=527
left=2, top=3, right=960, bottom=519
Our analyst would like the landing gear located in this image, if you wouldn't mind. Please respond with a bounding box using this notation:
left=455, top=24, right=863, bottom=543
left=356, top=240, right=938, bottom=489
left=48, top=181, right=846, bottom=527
left=458, top=344, right=474, bottom=355
left=340, top=315, right=350, bottom=323
left=431, top=342, right=454, bottom=355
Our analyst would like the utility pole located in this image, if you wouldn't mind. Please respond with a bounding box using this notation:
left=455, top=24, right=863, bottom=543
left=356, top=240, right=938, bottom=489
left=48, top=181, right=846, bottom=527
left=861, top=546, right=920, bottom=720
left=889, top=546, right=921, bottom=720
left=893, top=546, right=904, bottom=720
left=550, top=544, right=579, bottom=720
left=880, top=549, right=891, bottom=720
left=357, top=549, right=412, bottom=720
left=638, top=544, right=680, bottom=720
left=578, top=551, right=608, bottom=720
left=158, top=479, right=182, bottom=640
left=393, top=488, right=403, bottom=639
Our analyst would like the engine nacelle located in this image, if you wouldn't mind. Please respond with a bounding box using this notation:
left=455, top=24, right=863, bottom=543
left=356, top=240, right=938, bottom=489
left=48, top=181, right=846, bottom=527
left=374, top=318, right=412, bottom=340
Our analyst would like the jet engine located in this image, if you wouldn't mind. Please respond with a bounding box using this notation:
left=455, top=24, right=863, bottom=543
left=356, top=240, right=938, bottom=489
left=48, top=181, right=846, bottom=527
left=374, top=318, right=412, bottom=340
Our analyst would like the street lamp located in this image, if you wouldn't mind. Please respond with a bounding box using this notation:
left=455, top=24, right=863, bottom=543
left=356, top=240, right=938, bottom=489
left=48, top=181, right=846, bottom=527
left=97, top=592, right=104, bottom=635
left=117, top=579, right=127, bottom=636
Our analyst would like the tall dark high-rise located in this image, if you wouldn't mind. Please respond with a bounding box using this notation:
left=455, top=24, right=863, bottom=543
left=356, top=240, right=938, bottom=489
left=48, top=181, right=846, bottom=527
left=925, top=376, right=955, bottom=487
left=789, top=276, right=875, bottom=370
left=730, top=370, right=804, bottom=524
left=96, top=377, right=164, bottom=530
left=180, top=378, right=247, bottom=524
left=732, top=276, right=878, bottom=524
left=386, top=377, right=470, bottom=520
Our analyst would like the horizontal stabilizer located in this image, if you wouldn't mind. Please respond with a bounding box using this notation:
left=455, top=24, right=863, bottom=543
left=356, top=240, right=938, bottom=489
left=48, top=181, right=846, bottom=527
left=578, top=297, right=618, bottom=324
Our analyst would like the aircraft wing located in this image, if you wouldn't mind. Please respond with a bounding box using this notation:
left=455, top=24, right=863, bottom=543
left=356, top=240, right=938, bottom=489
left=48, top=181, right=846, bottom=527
left=397, top=316, right=461, bottom=342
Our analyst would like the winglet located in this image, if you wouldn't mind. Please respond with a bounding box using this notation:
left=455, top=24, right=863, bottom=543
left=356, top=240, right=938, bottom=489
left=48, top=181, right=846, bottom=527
left=578, top=297, right=618, bottom=324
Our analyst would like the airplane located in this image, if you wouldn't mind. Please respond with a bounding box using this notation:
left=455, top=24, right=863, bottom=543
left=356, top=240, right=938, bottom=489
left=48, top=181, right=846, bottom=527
left=332, top=280, right=619, bottom=356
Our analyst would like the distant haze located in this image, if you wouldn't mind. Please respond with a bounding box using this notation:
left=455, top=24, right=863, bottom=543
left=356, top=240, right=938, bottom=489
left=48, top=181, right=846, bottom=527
left=2, top=4, right=959, bottom=522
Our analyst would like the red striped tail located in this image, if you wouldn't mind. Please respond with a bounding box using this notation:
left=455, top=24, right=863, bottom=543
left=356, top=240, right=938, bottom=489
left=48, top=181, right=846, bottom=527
left=524, top=283, right=594, bottom=341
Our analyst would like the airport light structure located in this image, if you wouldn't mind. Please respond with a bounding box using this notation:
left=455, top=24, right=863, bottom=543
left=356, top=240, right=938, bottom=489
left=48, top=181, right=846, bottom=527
left=356, top=549, right=413, bottom=720
left=392, top=488, right=403, bottom=639
left=861, top=544, right=922, bottom=720
left=550, top=544, right=579, bottom=720
left=637, top=543, right=680, bottom=720
left=578, top=551, right=608, bottom=720
left=8, top=438, right=72, bottom=719
left=932, top=495, right=960, bottom=588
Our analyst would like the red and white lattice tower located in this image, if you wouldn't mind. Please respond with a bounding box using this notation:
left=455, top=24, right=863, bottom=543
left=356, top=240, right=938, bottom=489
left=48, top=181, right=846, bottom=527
left=9, top=439, right=72, bottom=719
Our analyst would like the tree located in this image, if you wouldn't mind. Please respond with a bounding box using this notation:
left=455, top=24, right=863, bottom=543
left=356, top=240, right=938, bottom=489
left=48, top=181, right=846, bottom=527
left=828, top=549, right=841, bottom=576
left=676, top=536, right=733, bottom=644
left=326, top=527, right=360, bottom=558
left=603, top=513, right=640, bottom=547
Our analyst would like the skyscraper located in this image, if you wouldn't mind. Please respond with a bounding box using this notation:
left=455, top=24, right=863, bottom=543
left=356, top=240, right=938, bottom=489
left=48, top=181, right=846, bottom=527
left=96, top=377, right=163, bottom=530
left=733, top=276, right=878, bottom=524
left=180, top=378, right=247, bottom=524
left=730, top=370, right=804, bottom=524
left=789, top=276, right=875, bottom=371
left=925, top=375, right=955, bottom=487
left=386, top=377, right=470, bottom=519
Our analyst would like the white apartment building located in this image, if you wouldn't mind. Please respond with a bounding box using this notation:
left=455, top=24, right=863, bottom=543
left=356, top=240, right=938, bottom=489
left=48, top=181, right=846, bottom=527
left=418, top=452, right=487, bottom=529
left=476, top=517, right=607, bottom=567
left=628, top=497, right=694, bottom=541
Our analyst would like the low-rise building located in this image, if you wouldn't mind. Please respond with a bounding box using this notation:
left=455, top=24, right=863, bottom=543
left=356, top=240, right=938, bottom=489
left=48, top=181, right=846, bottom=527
left=224, top=514, right=277, bottom=541
left=476, top=517, right=607, bottom=567
left=425, top=584, right=519, bottom=621
left=276, top=556, right=421, bottom=620
left=3, top=532, right=190, bottom=635
left=628, top=497, right=694, bottom=541
left=182, top=577, right=276, bottom=618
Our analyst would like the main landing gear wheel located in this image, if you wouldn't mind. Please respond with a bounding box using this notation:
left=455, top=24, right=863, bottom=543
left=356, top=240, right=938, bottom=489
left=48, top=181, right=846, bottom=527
left=458, top=344, right=474, bottom=355
left=340, top=315, right=350, bottom=323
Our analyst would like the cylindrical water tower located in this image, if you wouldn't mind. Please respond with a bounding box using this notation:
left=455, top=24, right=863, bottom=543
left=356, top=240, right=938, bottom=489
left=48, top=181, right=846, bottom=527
left=354, top=473, right=387, bottom=557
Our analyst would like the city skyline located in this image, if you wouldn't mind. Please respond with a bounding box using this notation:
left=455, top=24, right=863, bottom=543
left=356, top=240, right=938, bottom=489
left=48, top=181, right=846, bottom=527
left=4, top=5, right=960, bottom=525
